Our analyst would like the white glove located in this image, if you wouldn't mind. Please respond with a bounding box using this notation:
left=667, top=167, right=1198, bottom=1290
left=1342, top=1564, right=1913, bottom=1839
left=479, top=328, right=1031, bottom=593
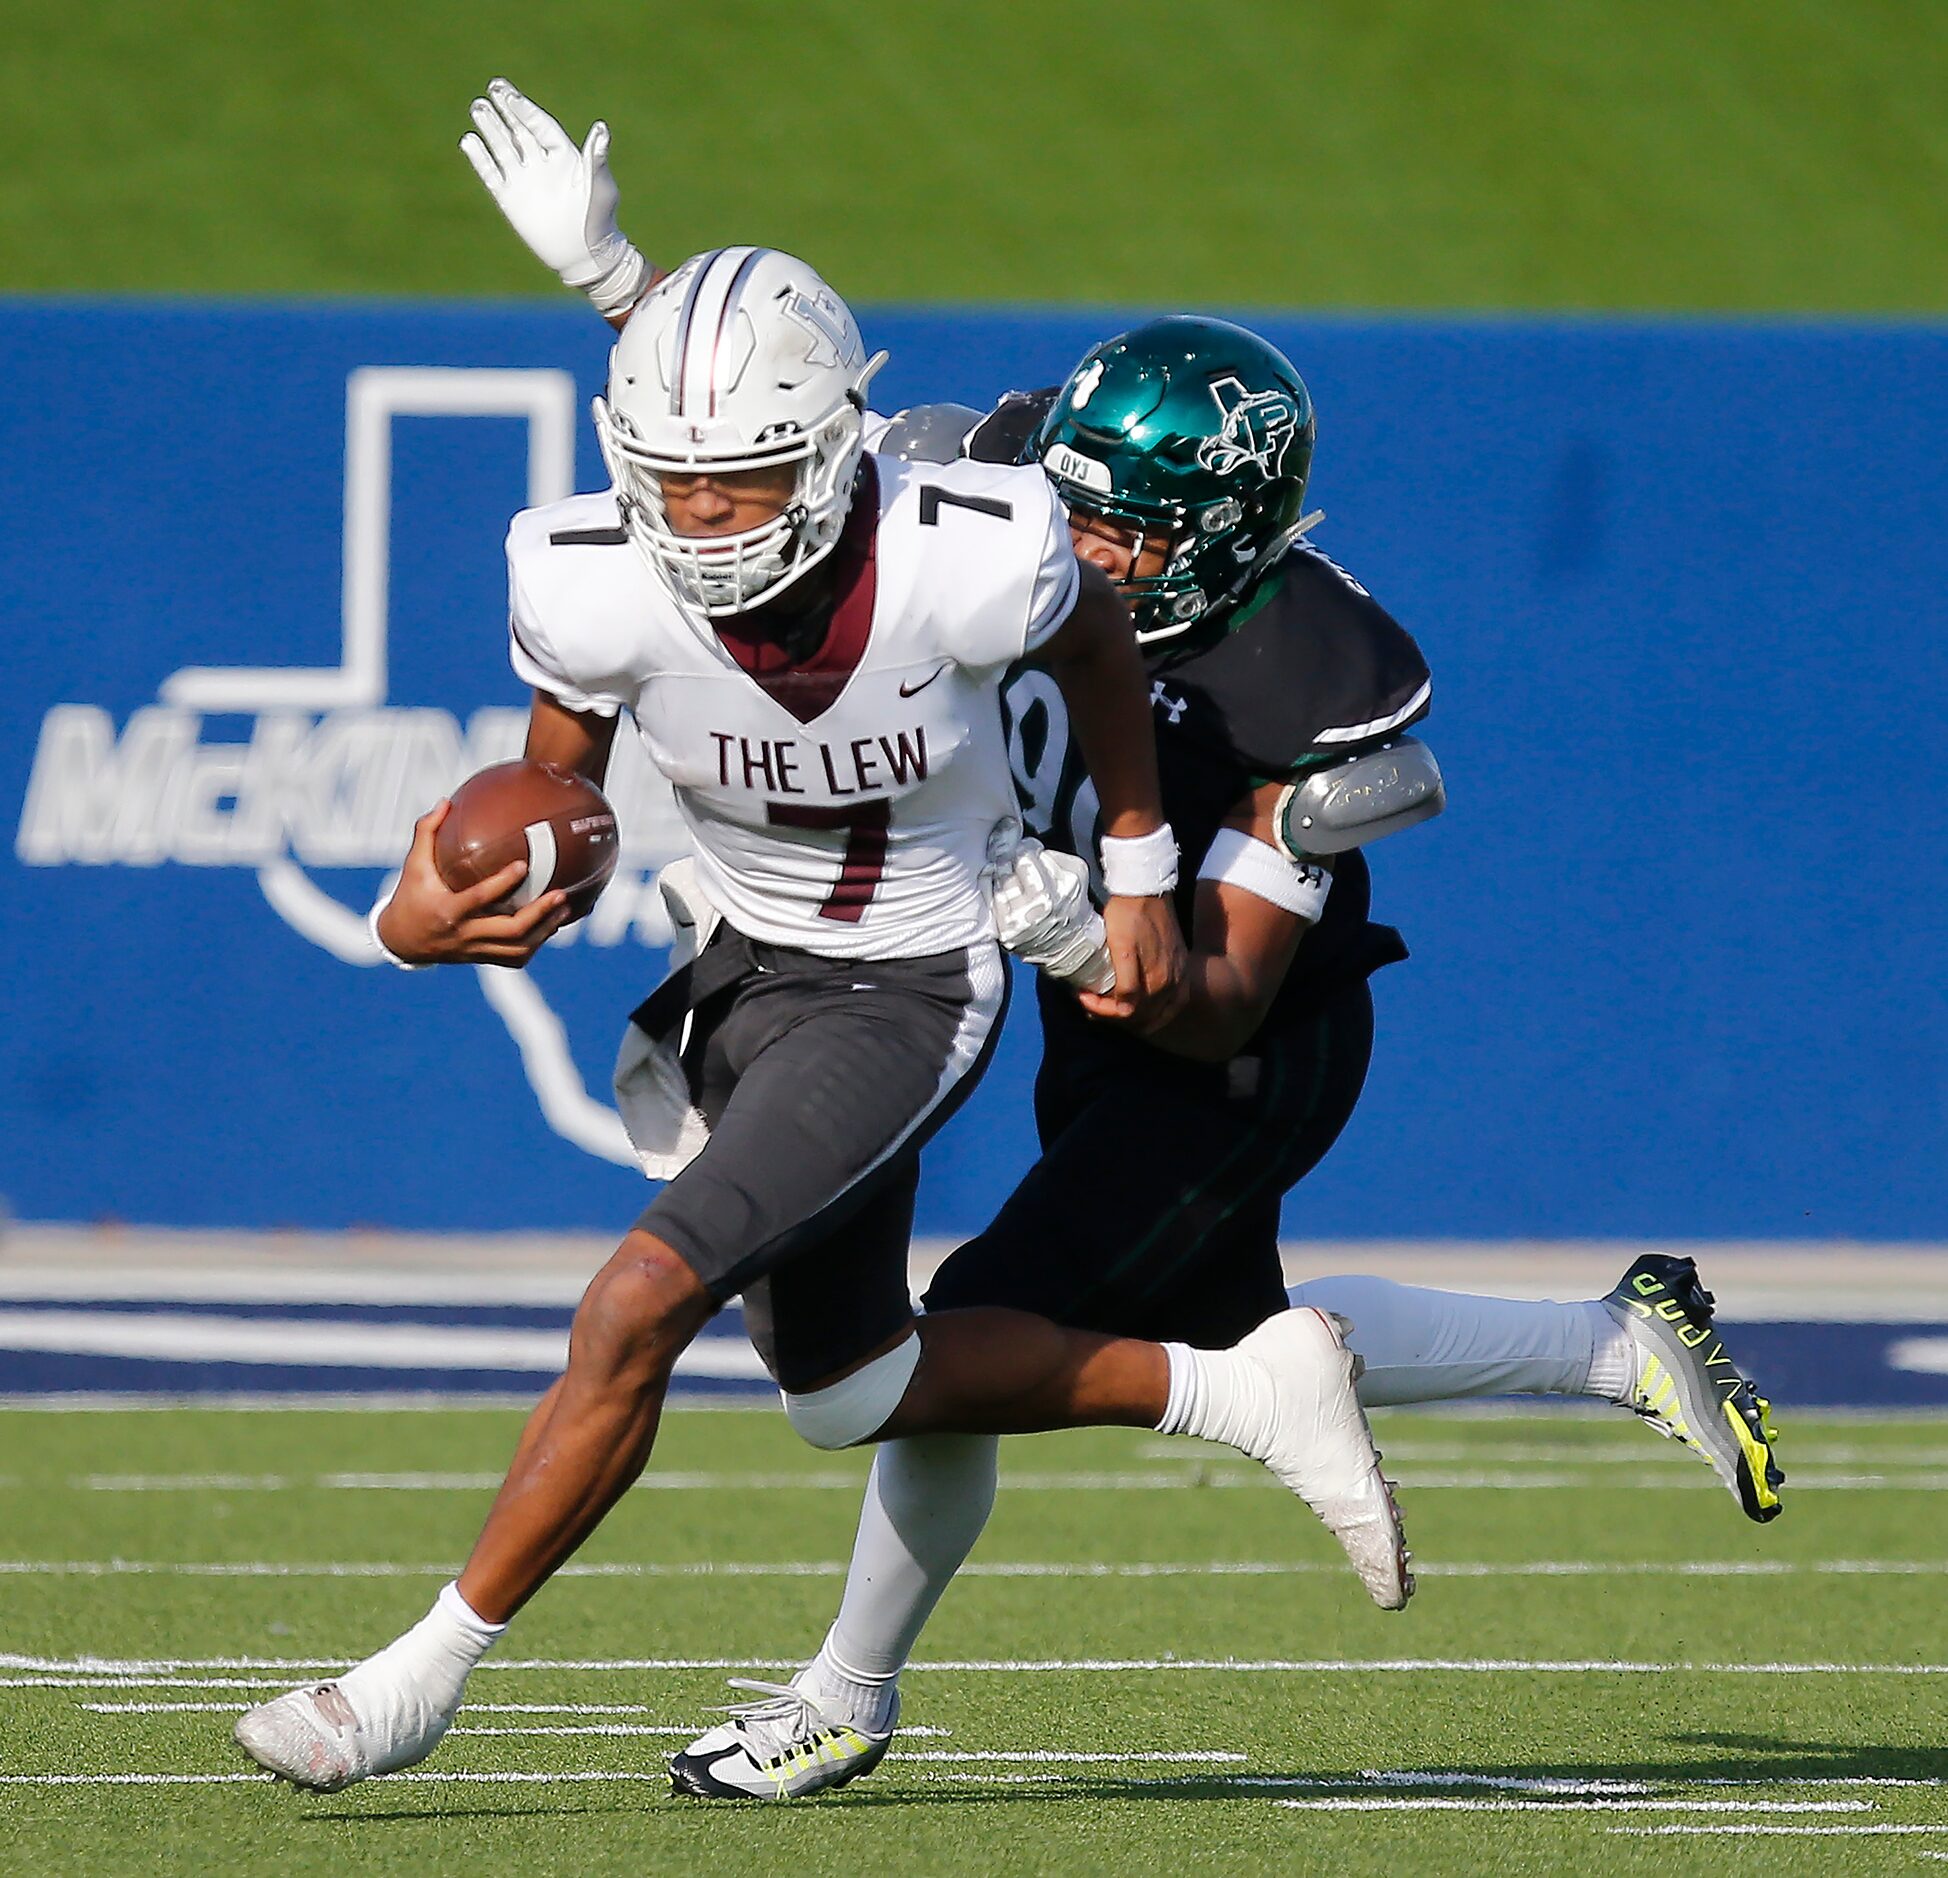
left=460, top=77, right=651, bottom=316
left=983, top=833, right=1116, bottom=994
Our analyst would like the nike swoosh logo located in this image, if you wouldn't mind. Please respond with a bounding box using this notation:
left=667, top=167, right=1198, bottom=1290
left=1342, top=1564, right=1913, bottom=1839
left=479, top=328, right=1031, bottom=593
left=898, top=664, right=950, bottom=698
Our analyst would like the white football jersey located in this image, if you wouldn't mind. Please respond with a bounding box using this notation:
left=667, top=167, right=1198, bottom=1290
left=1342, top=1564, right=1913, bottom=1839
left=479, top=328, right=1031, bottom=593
left=506, top=451, right=1079, bottom=958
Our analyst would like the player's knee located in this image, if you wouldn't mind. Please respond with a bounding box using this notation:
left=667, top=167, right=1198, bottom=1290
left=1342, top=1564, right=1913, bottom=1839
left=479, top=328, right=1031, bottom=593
left=782, top=1333, right=922, bottom=1450
left=571, top=1232, right=710, bottom=1393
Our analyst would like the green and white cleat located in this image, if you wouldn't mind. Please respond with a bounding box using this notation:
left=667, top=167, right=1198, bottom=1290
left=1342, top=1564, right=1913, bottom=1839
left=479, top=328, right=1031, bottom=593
left=1603, top=1253, right=1784, bottom=1522
left=670, top=1675, right=897, bottom=1800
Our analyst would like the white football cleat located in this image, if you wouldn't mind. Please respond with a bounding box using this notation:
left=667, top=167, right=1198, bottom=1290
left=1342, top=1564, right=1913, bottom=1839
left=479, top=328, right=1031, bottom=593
left=670, top=1675, right=898, bottom=1800
left=233, top=1663, right=458, bottom=1792
left=1234, top=1306, right=1414, bottom=1610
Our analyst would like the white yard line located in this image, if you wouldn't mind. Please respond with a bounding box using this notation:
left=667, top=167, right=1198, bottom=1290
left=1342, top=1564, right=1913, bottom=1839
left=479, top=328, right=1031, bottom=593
left=894, top=1751, right=1247, bottom=1764
left=1615, top=1824, right=1948, bottom=1837
left=0, top=1393, right=765, bottom=1413
left=57, top=1466, right=1948, bottom=1493
left=448, top=1739, right=1252, bottom=1756
left=1141, top=1439, right=1948, bottom=1466
left=0, top=1771, right=676, bottom=1787
left=71, top=1699, right=957, bottom=1732
left=1258, top=1772, right=1945, bottom=1793
left=1271, top=1798, right=1868, bottom=1814
left=12, top=1652, right=1948, bottom=1677
left=1264, top=1772, right=1948, bottom=1795
left=8, top=1557, right=1948, bottom=1581
left=0, top=1773, right=1866, bottom=1805
left=1285, top=1773, right=1652, bottom=1794
left=0, top=1312, right=769, bottom=1381
left=0, top=1678, right=292, bottom=1691
left=450, top=1725, right=737, bottom=1738
left=0, top=1270, right=596, bottom=1307
left=81, top=1702, right=669, bottom=1717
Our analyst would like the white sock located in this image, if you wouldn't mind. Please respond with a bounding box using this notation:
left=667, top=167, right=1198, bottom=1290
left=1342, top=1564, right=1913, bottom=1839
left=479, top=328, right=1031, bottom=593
left=814, top=1433, right=999, bottom=1731
left=1582, top=1300, right=1636, bottom=1403
left=1286, top=1276, right=1600, bottom=1405
left=340, top=1581, right=506, bottom=1722
left=1156, top=1341, right=1274, bottom=1458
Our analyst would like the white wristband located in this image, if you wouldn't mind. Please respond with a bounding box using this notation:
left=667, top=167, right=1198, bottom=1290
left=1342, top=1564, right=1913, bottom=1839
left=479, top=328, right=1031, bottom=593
left=1099, top=823, right=1179, bottom=897
left=367, top=882, right=429, bottom=971
left=583, top=243, right=652, bottom=317
left=1197, top=827, right=1331, bottom=922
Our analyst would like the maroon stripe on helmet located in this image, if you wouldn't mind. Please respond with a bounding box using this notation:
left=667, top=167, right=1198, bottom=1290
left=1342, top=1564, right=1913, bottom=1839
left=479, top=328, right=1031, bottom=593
left=706, top=247, right=769, bottom=417
left=668, top=249, right=727, bottom=416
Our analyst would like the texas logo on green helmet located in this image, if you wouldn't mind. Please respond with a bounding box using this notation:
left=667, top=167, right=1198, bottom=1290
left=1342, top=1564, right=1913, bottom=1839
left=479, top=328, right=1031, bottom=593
left=1197, top=376, right=1304, bottom=482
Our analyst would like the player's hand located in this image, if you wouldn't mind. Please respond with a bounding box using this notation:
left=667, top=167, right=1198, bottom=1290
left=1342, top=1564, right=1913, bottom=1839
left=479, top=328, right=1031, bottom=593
left=1078, top=894, right=1189, bottom=1029
left=983, top=835, right=1116, bottom=992
left=459, top=78, right=650, bottom=314
left=375, top=801, right=572, bottom=968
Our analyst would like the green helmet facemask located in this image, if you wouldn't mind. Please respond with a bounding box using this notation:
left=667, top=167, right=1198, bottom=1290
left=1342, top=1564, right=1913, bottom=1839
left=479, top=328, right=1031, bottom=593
left=1030, top=315, right=1316, bottom=650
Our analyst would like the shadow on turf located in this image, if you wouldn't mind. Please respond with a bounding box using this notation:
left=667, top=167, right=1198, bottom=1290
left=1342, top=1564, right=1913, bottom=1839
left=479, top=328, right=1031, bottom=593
left=822, top=1735, right=1941, bottom=1807
left=281, top=1735, right=1938, bottom=1816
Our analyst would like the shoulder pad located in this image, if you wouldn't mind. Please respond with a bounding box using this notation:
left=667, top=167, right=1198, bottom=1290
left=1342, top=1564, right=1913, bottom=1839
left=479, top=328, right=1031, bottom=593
left=966, top=388, right=1060, bottom=464
left=508, top=491, right=627, bottom=563
left=1198, top=548, right=1432, bottom=774
left=1275, top=735, right=1445, bottom=857
left=880, top=456, right=1073, bottom=666
left=874, top=402, right=984, bottom=465
left=504, top=492, right=655, bottom=718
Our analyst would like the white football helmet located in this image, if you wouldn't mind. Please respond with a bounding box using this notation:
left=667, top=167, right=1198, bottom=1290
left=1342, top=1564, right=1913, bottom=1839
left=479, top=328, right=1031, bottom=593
left=593, top=246, right=886, bottom=616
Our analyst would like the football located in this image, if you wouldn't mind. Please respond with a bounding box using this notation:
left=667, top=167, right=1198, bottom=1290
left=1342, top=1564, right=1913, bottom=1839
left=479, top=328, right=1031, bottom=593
left=434, top=759, right=620, bottom=922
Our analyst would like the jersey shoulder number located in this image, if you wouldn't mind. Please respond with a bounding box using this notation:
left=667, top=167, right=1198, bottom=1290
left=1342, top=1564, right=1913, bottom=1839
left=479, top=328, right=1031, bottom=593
left=880, top=455, right=1079, bottom=670
left=505, top=493, right=662, bottom=717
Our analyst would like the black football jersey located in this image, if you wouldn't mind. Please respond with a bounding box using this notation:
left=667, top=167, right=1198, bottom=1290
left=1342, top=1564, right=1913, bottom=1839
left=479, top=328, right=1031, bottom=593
left=974, top=385, right=1433, bottom=1052
left=1000, top=543, right=1429, bottom=1047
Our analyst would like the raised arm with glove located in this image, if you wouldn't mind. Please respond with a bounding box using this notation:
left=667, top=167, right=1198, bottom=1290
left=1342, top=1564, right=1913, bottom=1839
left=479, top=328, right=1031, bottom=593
left=460, top=78, right=655, bottom=320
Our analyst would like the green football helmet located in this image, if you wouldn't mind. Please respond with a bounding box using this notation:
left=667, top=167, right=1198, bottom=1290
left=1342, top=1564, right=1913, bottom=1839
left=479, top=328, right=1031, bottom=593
left=1030, top=315, right=1316, bottom=649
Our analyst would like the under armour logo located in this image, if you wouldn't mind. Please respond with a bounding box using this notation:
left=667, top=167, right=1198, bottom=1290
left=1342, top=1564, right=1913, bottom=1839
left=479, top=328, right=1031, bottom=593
left=1150, top=682, right=1189, bottom=724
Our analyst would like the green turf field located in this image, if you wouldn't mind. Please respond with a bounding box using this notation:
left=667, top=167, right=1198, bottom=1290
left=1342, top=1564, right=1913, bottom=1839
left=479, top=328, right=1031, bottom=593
left=2, top=1406, right=1944, bottom=1875
left=9, top=2, right=1945, bottom=308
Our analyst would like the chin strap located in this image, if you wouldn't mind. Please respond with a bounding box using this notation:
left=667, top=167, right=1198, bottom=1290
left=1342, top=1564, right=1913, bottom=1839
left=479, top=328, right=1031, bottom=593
left=1241, top=507, right=1325, bottom=588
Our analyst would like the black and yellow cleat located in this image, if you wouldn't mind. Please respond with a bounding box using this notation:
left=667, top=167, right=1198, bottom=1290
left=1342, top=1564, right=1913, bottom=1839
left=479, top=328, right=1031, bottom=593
left=1602, top=1253, right=1784, bottom=1523
left=670, top=1677, right=898, bottom=1800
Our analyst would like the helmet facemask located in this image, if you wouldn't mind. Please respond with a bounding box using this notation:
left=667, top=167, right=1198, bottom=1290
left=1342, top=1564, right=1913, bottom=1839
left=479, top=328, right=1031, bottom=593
left=595, top=388, right=872, bottom=618
left=1053, top=482, right=1280, bottom=647
left=1032, top=316, right=1318, bottom=654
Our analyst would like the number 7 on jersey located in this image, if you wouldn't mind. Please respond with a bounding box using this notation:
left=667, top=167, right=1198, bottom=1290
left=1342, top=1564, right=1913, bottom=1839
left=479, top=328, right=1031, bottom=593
left=765, top=799, right=893, bottom=923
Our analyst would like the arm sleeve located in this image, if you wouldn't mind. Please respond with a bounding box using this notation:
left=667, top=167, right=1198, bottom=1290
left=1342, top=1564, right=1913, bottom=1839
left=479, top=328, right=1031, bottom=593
left=505, top=548, right=626, bottom=720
